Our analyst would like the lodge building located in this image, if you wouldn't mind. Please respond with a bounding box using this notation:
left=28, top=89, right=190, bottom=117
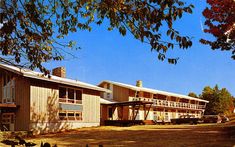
left=0, top=64, right=108, bottom=134
left=0, top=63, right=209, bottom=133
left=99, top=80, right=209, bottom=124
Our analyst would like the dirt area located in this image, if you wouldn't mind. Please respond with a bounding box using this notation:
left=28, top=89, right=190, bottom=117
left=1, top=124, right=234, bottom=147
left=2, top=124, right=230, bottom=147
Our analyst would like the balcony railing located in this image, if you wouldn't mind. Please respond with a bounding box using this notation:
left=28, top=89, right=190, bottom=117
left=59, top=98, right=82, bottom=104
left=129, top=97, right=206, bottom=110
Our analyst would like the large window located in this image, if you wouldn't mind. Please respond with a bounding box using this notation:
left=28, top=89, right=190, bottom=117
left=59, top=87, right=82, bottom=104
left=58, top=112, right=66, bottom=120
left=76, top=90, right=82, bottom=100
left=68, top=112, right=75, bottom=120
left=68, top=88, right=74, bottom=99
left=59, top=111, right=82, bottom=121
left=2, top=78, right=15, bottom=104
left=59, top=87, right=66, bottom=98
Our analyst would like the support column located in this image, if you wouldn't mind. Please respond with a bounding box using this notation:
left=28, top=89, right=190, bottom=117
left=112, top=106, right=116, bottom=120
left=132, top=105, right=135, bottom=120
left=145, top=104, right=152, bottom=120
left=120, top=106, right=123, bottom=120
left=134, top=105, right=140, bottom=120
left=143, top=104, right=146, bottom=120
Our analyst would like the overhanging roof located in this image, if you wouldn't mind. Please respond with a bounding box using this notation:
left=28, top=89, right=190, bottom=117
left=0, top=63, right=110, bottom=92
left=99, top=80, right=209, bottom=103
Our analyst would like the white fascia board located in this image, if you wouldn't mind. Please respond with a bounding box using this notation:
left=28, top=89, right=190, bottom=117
left=101, top=80, right=209, bottom=103
left=0, top=63, right=109, bottom=93
left=23, top=73, right=110, bottom=92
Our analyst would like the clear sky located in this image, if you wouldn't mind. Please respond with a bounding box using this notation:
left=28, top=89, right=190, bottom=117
left=44, top=0, right=235, bottom=96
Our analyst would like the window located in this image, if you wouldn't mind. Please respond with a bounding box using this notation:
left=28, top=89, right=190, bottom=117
left=107, top=83, right=110, bottom=89
left=3, top=75, right=11, bottom=86
left=143, top=92, right=150, bottom=98
left=59, top=111, right=82, bottom=121
left=59, top=113, right=66, bottom=120
left=59, top=87, right=66, bottom=98
left=76, top=90, right=82, bottom=100
left=68, top=113, right=75, bottom=120
left=75, top=113, right=80, bottom=117
left=107, top=93, right=110, bottom=99
left=2, top=77, right=15, bottom=103
left=59, top=87, right=82, bottom=104
left=68, top=113, right=74, bottom=116
left=75, top=112, right=82, bottom=120
left=136, top=91, right=139, bottom=97
left=68, top=88, right=74, bottom=99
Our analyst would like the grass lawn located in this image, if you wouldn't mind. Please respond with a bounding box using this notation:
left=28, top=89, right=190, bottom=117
left=2, top=123, right=233, bottom=147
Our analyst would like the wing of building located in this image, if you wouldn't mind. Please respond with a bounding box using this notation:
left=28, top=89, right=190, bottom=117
left=98, top=80, right=209, bottom=124
left=0, top=63, right=109, bottom=134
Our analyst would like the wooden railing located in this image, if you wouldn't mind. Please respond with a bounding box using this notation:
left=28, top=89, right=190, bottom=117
left=59, top=98, right=82, bottom=104
left=129, top=97, right=206, bottom=110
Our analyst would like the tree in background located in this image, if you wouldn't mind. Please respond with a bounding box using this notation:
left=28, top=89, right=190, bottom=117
left=231, top=96, right=235, bottom=113
left=200, top=0, right=235, bottom=60
left=188, top=92, right=198, bottom=98
left=0, top=0, right=194, bottom=73
left=200, top=85, right=234, bottom=115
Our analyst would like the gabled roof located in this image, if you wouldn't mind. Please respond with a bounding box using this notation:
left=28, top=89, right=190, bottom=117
left=99, top=80, right=209, bottom=103
left=0, top=63, right=109, bottom=92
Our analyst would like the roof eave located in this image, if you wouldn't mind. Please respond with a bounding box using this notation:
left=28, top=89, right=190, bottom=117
left=24, top=73, right=109, bottom=92
left=100, top=80, right=209, bottom=103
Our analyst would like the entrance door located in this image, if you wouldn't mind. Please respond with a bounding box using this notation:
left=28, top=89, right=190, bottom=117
left=1, top=113, right=15, bottom=131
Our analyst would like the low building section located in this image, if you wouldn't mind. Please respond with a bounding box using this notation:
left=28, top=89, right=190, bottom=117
left=0, top=64, right=108, bottom=134
left=99, top=80, right=209, bottom=123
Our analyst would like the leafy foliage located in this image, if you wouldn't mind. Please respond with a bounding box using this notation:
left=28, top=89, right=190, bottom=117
left=200, top=0, right=235, bottom=60
left=200, top=85, right=234, bottom=115
left=188, top=92, right=198, bottom=98
left=0, top=0, right=194, bottom=72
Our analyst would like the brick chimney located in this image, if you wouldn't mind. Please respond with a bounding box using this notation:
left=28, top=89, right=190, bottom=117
left=136, top=80, right=143, bottom=87
left=52, top=67, right=66, bottom=78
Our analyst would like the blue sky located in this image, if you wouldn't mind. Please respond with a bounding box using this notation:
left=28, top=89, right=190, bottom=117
left=44, top=1, right=235, bottom=96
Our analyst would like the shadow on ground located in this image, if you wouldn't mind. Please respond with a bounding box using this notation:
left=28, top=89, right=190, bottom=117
left=27, top=124, right=235, bottom=147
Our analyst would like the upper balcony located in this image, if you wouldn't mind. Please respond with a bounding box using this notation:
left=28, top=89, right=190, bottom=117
left=129, top=97, right=206, bottom=110
left=59, top=98, right=82, bottom=104
left=2, top=80, right=15, bottom=104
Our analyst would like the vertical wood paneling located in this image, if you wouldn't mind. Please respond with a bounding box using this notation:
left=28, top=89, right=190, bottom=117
left=112, top=85, right=130, bottom=120
left=82, top=94, right=100, bottom=123
left=113, top=85, right=129, bottom=102
left=30, top=81, right=59, bottom=123
left=0, top=72, right=3, bottom=102
left=100, top=105, right=107, bottom=125
left=15, top=77, right=30, bottom=131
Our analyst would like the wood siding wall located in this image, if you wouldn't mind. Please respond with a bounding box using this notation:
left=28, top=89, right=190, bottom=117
left=82, top=94, right=100, bottom=123
left=0, top=72, right=2, bottom=102
left=30, top=81, right=59, bottom=123
left=112, top=85, right=129, bottom=102
left=15, top=77, right=30, bottom=131
left=30, top=80, right=100, bottom=133
left=112, top=85, right=130, bottom=120
left=100, top=105, right=107, bottom=125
